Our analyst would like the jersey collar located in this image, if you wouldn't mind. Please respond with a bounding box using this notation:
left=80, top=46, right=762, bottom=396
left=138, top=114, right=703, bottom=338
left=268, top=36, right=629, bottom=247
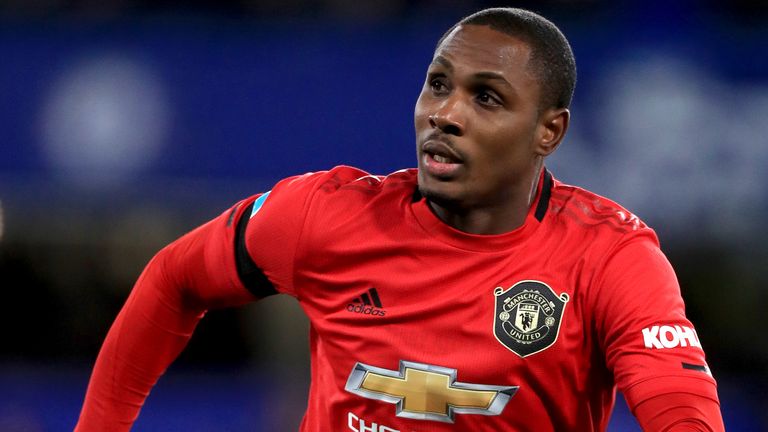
left=410, top=168, right=553, bottom=252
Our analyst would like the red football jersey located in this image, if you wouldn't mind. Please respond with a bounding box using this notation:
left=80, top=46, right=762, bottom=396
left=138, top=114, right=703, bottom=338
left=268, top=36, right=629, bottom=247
left=236, top=165, right=718, bottom=431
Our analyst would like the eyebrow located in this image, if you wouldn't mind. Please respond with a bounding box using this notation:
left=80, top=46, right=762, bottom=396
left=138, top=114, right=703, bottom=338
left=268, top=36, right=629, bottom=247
left=431, top=55, right=453, bottom=71
left=472, top=71, right=514, bottom=89
left=431, top=55, right=512, bottom=85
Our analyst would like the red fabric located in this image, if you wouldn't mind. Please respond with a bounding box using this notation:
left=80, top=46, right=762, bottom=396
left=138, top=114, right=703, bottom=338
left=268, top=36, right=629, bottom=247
left=76, top=165, right=723, bottom=431
left=75, top=204, right=257, bottom=431
left=632, top=391, right=725, bottom=431
left=591, top=236, right=720, bottom=406
left=240, top=166, right=721, bottom=431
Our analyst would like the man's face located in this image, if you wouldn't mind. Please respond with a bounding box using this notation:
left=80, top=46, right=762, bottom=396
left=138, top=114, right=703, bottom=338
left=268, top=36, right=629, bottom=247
left=414, top=24, right=544, bottom=209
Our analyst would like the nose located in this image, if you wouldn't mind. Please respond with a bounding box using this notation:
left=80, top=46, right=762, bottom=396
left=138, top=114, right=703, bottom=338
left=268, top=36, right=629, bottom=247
left=429, top=97, right=465, bottom=137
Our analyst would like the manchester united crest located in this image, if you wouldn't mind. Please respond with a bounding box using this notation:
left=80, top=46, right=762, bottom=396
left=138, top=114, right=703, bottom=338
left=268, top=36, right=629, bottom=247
left=493, top=280, right=569, bottom=357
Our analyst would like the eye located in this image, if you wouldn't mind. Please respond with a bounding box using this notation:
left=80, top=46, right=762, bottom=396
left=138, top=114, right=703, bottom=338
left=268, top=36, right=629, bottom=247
left=477, top=90, right=502, bottom=107
left=428, top=75, right=449, bottom=95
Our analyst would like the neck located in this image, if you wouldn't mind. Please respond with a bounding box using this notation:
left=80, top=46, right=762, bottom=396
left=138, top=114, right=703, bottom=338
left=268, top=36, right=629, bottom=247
left=428, top=165, right=544, bottom=235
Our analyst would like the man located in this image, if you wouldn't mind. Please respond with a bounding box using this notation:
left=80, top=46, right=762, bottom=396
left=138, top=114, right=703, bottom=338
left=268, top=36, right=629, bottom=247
left=76, top=8, right=724, bottom=431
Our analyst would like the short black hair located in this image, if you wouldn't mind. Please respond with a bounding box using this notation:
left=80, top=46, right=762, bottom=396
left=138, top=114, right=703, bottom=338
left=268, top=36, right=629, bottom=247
left=436, top=8, right=577, bottom=110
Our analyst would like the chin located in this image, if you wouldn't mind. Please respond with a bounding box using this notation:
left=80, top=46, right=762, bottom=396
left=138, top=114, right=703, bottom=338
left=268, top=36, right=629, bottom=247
left=418, top=183, right=464, bottom=210
left=416, top=168, right=472, bottom=209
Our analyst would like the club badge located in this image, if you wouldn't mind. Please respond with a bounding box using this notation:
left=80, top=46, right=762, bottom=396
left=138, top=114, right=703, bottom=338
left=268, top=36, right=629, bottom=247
left=493, top=280, right=569, bottom=357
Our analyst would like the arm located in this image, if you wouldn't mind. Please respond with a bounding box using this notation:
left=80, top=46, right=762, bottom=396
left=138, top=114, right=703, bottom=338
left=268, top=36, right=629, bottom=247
left=633, top=392, right=725, bottom=432
left=592, top=233, right=724, bottom=431
left=75, top=201, right=262, bottom=431
left=76, top=168, right=348, bottom=430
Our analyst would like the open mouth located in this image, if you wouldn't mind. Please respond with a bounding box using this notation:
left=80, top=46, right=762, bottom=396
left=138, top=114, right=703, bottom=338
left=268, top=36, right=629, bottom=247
left=421, top=141, right=464, bottom=178
left=422, top=138, right=463, bottom=164
left=429, top=153, right=459, bottom=164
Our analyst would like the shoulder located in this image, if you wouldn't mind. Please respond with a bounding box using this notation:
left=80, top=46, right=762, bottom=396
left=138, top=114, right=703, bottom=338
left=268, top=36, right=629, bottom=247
left=285, top=166, right=419, bottom=255
left=297, top=165, right=418, bottom=206
left=267, top=165, right=418, bottom=222
left=542, top=174, right=662, bottom=275
left=277, top=165, right=416, bottom=194
left=548, top=176, right=651, bottom=237
left=313, top=165, right=417, bottom=194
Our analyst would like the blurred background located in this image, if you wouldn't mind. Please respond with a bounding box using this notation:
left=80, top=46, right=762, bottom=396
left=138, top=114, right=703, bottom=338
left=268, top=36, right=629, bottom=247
left=1, top=0, right=766, bottom=430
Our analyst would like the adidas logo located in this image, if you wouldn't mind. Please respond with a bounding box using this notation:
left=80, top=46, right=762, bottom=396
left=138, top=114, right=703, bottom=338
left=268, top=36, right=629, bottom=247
left=346, top=288, right=387, bottom=317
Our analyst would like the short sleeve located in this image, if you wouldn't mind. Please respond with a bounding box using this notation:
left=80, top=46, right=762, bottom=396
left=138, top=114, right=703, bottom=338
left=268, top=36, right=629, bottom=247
left=592, top=232, right=719, bottom=409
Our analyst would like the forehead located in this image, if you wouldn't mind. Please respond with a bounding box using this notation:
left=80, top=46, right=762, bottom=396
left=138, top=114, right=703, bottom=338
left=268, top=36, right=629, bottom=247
left=433, top=24, right=534, bottom=78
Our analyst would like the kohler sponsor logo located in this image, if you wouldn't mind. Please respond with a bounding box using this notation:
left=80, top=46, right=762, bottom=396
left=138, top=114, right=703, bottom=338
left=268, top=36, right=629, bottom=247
left=642, top=325, right=701, bottom=349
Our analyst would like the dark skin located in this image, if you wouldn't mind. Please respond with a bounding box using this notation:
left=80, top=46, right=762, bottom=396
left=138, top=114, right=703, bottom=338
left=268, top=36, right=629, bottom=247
left=414, top=24, right=570, bottom=235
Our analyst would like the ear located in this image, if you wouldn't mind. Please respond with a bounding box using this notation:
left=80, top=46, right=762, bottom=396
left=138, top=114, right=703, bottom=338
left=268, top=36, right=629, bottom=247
left=534, top=108, right=570, bottom=157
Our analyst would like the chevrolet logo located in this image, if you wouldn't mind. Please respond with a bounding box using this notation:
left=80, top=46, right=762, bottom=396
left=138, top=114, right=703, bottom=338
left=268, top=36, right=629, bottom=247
left=344, top=360, right=518, bottom=423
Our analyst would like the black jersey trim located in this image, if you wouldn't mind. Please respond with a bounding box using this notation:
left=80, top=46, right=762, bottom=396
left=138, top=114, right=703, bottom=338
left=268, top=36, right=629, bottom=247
left=226, top=206, right=238, bottom=227
left=411, top=188, right=422, bottom=203
left=414, top=169, right=551, bottom=221
left=681, top=362, right=710, bottom=373
left=234, top=202, right=278, bottom=298
left=534, top=169, right=553, bottom=222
